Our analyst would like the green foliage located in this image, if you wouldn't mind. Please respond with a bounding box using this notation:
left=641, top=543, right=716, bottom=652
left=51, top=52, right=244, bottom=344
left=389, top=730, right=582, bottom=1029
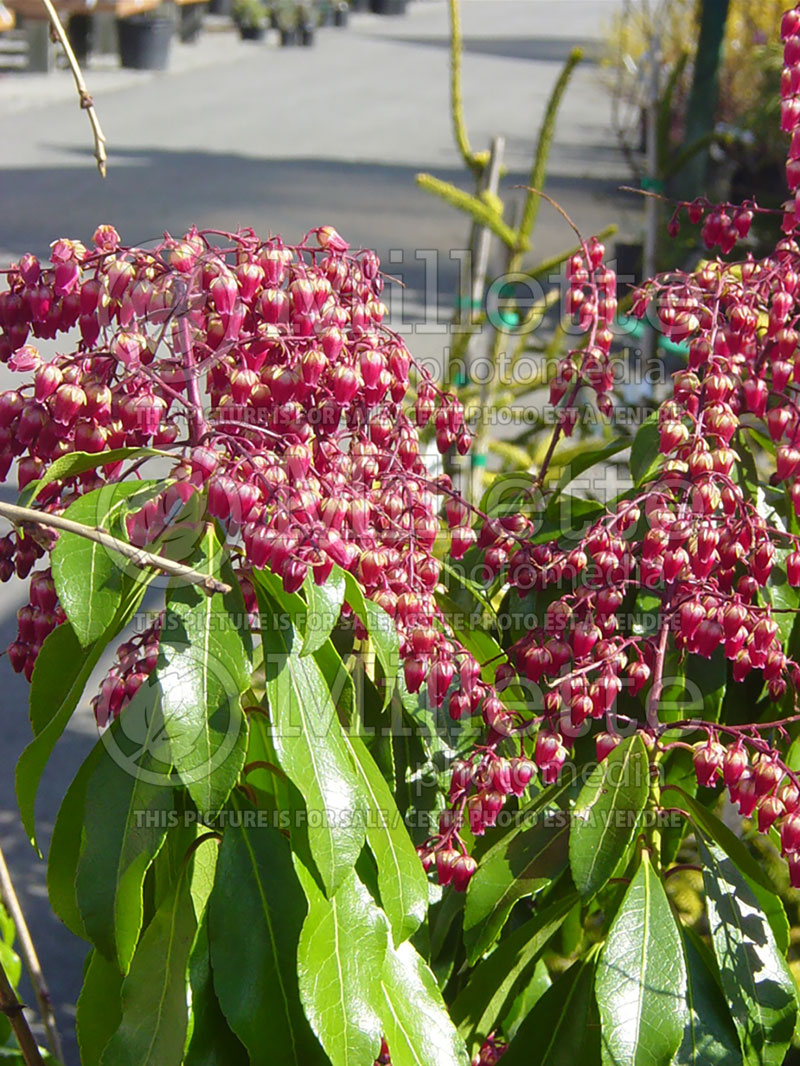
left=8, top=7, right=800, bottom=1063
left=22, top=394, right=800, bottom=1066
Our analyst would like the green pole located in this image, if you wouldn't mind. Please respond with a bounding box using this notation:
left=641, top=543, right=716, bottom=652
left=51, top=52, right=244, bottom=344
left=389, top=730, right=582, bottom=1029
left=674, top=0, right=731, bottom=198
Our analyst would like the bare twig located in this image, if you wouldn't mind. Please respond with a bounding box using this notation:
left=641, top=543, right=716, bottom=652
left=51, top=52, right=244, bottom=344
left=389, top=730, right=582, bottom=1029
left=0, top=955, right=45, bottom=1066
left=39, top=0, right=107, bottom=177
left=0, top=500, right=231, bottom=595
left=0, top=847, right=62, bottom=1063
left=517, top=186, right=584, bottom=243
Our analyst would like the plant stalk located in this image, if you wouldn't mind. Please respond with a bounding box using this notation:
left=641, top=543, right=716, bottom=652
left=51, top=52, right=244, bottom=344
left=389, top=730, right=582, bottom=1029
left=0, top=956, right=45, bottom=1066
left=0, top=500, right=230, bottom=595
left=0, top=846, right=63, bottom=1062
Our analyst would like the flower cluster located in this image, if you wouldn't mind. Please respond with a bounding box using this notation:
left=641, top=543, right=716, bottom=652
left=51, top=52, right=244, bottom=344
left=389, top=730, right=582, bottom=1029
left=419, top=1, right=800, bottom=890
left=90, top=619, right=162, bottom=728
left=0, top=224, right=493, bottom=742
left=6, top=567, right=65, bottom=681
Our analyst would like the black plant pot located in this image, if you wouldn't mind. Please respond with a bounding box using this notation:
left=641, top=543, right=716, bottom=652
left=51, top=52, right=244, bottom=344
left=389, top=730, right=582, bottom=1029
left=349, top=0, right=368, bottom=10
left=279, top=26, right=297, bottom=44
left=239, top=22, right=265, bottom=38
left=117, top=14, right=173, bottom=68
left=67, top=13, right=93, bottom=62
left=208, top=0, right=232, bottom=14
left=369, top=0, right=406, bottom=12
left=299, top=22, right=314, bottom=44
left=333, top=4, right=347, bottom=25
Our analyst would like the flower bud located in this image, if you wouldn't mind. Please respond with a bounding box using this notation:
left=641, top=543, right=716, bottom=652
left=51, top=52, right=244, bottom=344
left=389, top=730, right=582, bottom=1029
left=451, top=854, right=478, bottom=892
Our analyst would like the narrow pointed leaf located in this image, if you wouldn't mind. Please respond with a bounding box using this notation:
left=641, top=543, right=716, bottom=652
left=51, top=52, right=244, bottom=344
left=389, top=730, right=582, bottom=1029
left=76, top=950, right=123, bottom=1066
left=158, top=530, right=250, bottom=815
left=19, top=446, right=164, bottom=506
left=502, top=957, right=552, bottom=1042
left=464, top=813, right=569, bottom=964
left=17, top=578, right=149, bottom=850
left=570, top=734, right=649, bottom=897
left=451, top=892, right=578, bottom=1055
left=677, top=928, right=740, bottom=1066
left=501, top=958, right=600, bottom=1066
left=554, top=439, right=630, bottom=497
left=298, top=870, right=387, bottom=1066
left=185, top=918, right=248, bottom=1066
left=260, top=588, right=367, bottom=895
left=699, top=836, right=798, bottom=1066
left=344, top=732, right=427, bottom=944
left=630, top=411, right=662, bottom=485
left=663, top=784, right=778, bottom=893
left=47, top=741, right=103, bottom=939
left=75, top=688, right=175, bottom=972
left=302, top=567, right=345, bottom=656
left=339, top=566, right=399, bottom=705
left=380, top=938, right=469, bottom=1066
left=99, top=862, right=196, bottom=1066
left=17, top=624, right=107, bottom=851
left=596, top=852, right=687, bottom=1066
left=52, top=481, right=159, bottom=646
left=208, top=813, right=326, bottom=1066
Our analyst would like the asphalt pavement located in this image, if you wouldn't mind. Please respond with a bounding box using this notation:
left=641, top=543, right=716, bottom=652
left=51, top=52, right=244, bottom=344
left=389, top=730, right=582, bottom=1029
left=0, top=2, right=638, bottom=1062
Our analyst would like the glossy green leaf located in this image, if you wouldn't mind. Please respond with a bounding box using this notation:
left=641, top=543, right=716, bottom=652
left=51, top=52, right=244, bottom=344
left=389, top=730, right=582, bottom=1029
left=298, top=869, right=387, bottom=1066
left=17, top=579, right=149, bottom=850
left=763, top=558, right=799, bottom=647
left=662, top=784, right=777, bottom=893
left=554, top=438, right=630, bottom=497
left=17, top=624, right=107, bottom=851
left=501, top=958, right=600, bottom=1066
left=158, top=528, right=250, bottom=814
left=75, top=692, right=175, bottom=972
left=660, top=749, right=697, bottom=865
left=338, top=566, right=399, bottom=706
left=380, top=938, right=469, bottom=1066
left=699, top=837, right=798, bottom=1066
left=185, top=917, right=249, bottom=1066
left=28, top=623, right=96, bottom=737
left=19, top=446, right=165, bottom=506
left=676, top=928, right=740, bottom=1066
left=187, top=831, right=218, bottom=923
left=51, top=481, right=158, bottom=646
left=570, top=735, right=649, bottom=897
left=464, top=812, right=569, bottom=964
left=596, top=852, right=687, bottom=1066
left=302, top=567, right=345, bottom=656
left=502, top=957, right=551, bottom=1041
left=261, top=593, right=367, bottom=896
left=344, top=732, right=427, bottom=944
left=208, top=813, right=326, bottom=1066
left=46, top=742, right=102, bottom=939
left=436, top=591, right=503, bottom=686
left=76, top=950, right=123, bottom=1066
left=749, top=876, right=790, bottom=956
left=451, top=892, right=578, bottom=1055
left=660, top=648, right=726, bottom=723
left=630, top=411, right=662, bottom=486
left=0, top=909, right=20, bottom=992
left=99, top=861, right=196, bottom=1066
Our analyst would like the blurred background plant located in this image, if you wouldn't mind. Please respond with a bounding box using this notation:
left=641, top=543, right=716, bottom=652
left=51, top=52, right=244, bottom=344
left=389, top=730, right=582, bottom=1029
left=414, top=0, right=630, bottom=508
left=603, top=0, right=787, bottom=260
left=232, top=0, right=267, bottom=36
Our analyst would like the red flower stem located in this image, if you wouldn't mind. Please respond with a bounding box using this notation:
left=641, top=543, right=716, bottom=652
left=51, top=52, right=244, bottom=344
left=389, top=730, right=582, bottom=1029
left=646, top=619, right=671, bottom=730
